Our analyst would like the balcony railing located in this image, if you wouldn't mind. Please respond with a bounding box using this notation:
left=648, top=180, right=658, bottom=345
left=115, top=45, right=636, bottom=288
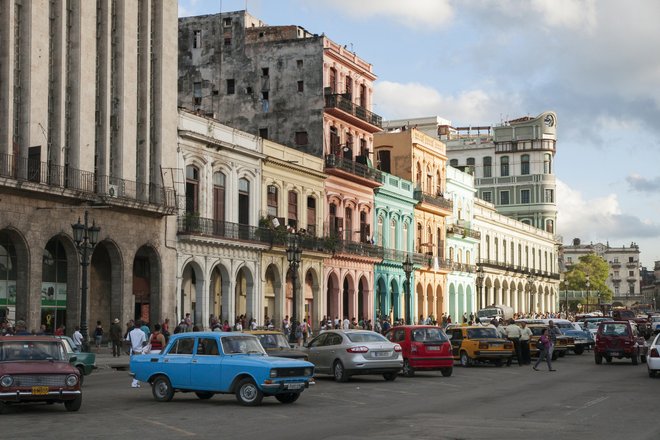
left=324, top=94, right=382, bottom=128
left=413, top=189, right=453, bottom=211
left=382, top=248, right=428, bottom=266
left=0, top=152, right=176, bottom=209
left=478, top=260, right=561, bottom=279
left=324, top=154, right=382, bottom=183
left=610, top=261, right=621, bottom=268
left=626, top=262, right=638, bottom=268
left=447, top=224, right=481, bottom=240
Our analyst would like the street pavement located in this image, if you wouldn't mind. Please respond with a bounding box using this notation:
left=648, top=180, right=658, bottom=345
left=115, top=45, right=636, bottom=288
left=2, top=349, right=659, bottom=440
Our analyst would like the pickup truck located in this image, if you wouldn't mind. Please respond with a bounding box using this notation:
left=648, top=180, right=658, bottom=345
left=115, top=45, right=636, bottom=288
left=611, top=309, right=651, bottom=339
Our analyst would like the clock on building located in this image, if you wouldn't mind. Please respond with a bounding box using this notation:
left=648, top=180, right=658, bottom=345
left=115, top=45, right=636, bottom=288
left=544, top=114, right=555, bottom=127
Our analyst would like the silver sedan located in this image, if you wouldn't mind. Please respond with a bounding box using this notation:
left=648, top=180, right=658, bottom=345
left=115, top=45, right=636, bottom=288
left=303, top=330, right=403, bottom=382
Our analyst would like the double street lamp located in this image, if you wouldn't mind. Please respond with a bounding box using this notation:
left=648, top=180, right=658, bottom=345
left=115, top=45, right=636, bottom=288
left=286, top=233, right=302, bottom=343
left=402, top=254, right=414, bottom=325
left=71, top=211, right=101, bottom=352
left=476, top=265, right=484, bottom=311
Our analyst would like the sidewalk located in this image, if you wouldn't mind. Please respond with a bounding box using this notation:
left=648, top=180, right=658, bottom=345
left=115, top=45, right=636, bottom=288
left=89, top=345, right=130, bottom=370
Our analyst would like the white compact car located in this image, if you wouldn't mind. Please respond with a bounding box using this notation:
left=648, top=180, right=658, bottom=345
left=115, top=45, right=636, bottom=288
left=647, top=333, right=660, bottom=377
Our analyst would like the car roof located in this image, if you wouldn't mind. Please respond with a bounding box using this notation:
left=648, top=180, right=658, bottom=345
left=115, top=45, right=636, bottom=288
left=389, top=325, right=441, bottom=330
left=243, top=330, right=284, bottom=335
left=0, top=336, right=62, bottom=342
left=170, top=331, right=251, bottom=338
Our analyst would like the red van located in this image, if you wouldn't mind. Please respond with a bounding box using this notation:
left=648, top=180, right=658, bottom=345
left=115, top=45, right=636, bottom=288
left=385, top=325, right=453, bottom=377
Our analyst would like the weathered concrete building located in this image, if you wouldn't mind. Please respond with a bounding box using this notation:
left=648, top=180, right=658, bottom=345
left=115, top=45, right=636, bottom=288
left=0, top=1, right=179, bottom=336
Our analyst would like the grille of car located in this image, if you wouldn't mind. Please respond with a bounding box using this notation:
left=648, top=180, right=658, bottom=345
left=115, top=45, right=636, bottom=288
left=13, top=375, right=67, bottom=387
left=274, top=368, right=307, bottom=377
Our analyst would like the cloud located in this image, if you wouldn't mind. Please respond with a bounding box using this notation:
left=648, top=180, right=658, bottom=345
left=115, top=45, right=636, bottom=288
left=557, top=180, right=660, bottom=241
left=314, top=0, right=454, bottom=29
left=374, top=81, right=522, bottom=124
left=627, top=174, right=660, bottom=193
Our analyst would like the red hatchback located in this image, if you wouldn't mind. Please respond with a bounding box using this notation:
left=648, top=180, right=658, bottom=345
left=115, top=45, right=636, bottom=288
left=385, top=326, right=453, bottom=377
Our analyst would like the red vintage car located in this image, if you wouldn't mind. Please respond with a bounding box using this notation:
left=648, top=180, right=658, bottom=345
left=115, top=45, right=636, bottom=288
left=385, top=325, right=453, bottom=377
left=0, top=336, right=82, bottom=412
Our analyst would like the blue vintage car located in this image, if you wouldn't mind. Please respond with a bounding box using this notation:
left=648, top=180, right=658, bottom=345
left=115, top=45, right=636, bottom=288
left=130, top=332, right=314, bottom=406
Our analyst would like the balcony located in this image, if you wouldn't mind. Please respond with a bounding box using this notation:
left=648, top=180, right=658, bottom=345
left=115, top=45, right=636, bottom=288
left=413, top=189, right=453, bottom=212
left=324, top=94, right=382, bottom=131
left=478, top=260, right=561, bottom=279
left=626, top=262, right=638, bottom=268
left=610, top=261, right=621, bottom=268
left=0, top=152, right=176, bottom=213
left=382, top=248, right=429, bottom=266
left=447, top=224, right=481, bottom=240
left=324, top=154, right=382, bottom=187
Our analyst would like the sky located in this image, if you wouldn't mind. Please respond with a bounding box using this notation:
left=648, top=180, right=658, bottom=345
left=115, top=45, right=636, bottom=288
left=179, top=0, right=660, bottom=267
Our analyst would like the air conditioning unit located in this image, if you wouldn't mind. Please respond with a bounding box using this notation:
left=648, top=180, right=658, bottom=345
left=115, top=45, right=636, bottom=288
left=107, top=184, right=119, bottom=198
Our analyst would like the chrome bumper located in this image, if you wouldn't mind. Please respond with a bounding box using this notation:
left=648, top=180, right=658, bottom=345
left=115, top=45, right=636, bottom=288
left=0, top=389, right=81, bottom=400
left=261, top=380, right=315, bottom=392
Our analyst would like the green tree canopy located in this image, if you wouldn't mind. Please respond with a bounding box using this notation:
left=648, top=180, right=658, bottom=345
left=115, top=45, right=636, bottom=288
left=563, top=254, right=612, bottom=302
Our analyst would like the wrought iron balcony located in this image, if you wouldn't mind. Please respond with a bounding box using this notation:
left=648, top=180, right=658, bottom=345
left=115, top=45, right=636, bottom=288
left=324, top=94, right=382, bottom=128
left=413, top=189, right=453, bottom=211
left=0, top=152, right=176, bottom=210
left=610, top=261, right=621, bottom=268
left=324, top=154, right=382, bottom=183
left=478, top=259, right=561, bottom=279
left=382, top=248, right=428, bottom=266
left=447, top=224, right=481, bottom=240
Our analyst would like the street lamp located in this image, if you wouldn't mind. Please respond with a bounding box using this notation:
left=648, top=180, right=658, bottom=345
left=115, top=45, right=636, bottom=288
left=402, top=254, right=414, bottom=325
left=476, top=265, right=484, bottom=311
left=562, top=280, right=569, bottom=316
left=286, top=233, right=302, bottom=343
left=586, top=275, right=591, bottom=314
left=527, top=274, right=536, bottom=314
left=71, top=211, right=101, bottom=352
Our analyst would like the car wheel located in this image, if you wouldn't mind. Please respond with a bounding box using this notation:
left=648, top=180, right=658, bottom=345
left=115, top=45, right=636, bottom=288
left=506, top=357, right=513, bottom=367
left=151, top=375, right=174, bottom=402
left=641, top=354, right=647, bottom=363
left=195, top=392, right=214, bottom=400
left=0, top=401, right=8, bottom=415
left=77, top=366, right=85, bottom=386
left=441, top=367, right=453, bottom=377
left=333, top=360, right=349, bottom=382
left=648, top=368, right=656, bottom=378
left=460, top=351, right=471, bottom=367
left=275, top=393, right=300, bottom=404
left=235, top=378, right=263, bottom=406
left=64, top=395, right=82, bottom=412
left=558, top=351, right=566, bottom=357
left=383, top=372, right=398, bottom=381
left=494, top=359, right=503, bottom=367
left=605, top=356, right=612, bottom=363
left=574, top=346, right=584, bottom=355
left=551, top=352, right=559, bottom=361
left=632, top=352, right=640, bottom=365
left=595, top=353, right=602, bottom=365
left=402, top=359, right=415, bottom=377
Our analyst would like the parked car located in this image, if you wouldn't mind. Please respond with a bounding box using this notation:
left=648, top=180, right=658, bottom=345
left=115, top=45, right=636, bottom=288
left=447, top=326, right=514, bottom=367
left=647, top=333, right=660, bottom=377
left=611, top=309, right=652, bottom=339
left=244, top=330, right=308, bottom=361
left=649, top=316, right=660, bottom=334
left=303, top=330, right=402, bottom=382
left=544, top=319, right=593, bottom=355
left=56, top=336, right=97, bottom=385
left=594, top=321, right=648, bottom=365
left=0, top=336, right=82, bottom=412
left=581, top=317, right=614, bottom=339
left=130, top=332, right=315, bottom=406
left=523, top=324, right=571, bottom=360
left=385, top=325, right=453, bottom=377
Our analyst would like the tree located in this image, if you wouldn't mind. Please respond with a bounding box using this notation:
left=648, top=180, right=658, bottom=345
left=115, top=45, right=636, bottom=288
left=564, top=254, right=612, bottom=303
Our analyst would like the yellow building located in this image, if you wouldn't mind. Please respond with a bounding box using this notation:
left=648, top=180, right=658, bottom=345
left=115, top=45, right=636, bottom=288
left=261, top=140, right=327, bottom=329
left=374, top=128, right=453, bottom=322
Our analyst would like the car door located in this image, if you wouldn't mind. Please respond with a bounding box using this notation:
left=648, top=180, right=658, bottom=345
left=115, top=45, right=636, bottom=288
left=190, top=337, right=222, bottom=391
left=450, top=329, right=463, bottom=358
left=163, top=336, right=195, bottom=388
left=306, top=333, right=328, bottom=372
left=321, top=333, right=344, bottom=369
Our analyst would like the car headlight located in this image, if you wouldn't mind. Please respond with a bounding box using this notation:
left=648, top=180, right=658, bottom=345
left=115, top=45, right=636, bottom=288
left=269, top=369, right=278, bottom=378
left=304, top=367, right=313, bottom=376
left=0, top=375, right=13, bottom=387
left=66, top=374, right=79, bottom=386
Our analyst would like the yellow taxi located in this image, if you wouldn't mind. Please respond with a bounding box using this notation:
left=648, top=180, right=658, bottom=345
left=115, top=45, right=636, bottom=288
left=447, top=326, right=514, bottom=367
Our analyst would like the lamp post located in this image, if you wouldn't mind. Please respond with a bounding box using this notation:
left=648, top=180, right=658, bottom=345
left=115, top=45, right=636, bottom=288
left=527, top=274, right=536, bottom=314
left=586, top=275, right=591, bottom=314
left=286, top=233, right=302, bottom=343
left=476, top=265, right=484, bottom=311
left=402, top=254, right=414, bottom=325
left=562, top=280, right=568, bottom=316
left=71, top=211, right=101, bottom=352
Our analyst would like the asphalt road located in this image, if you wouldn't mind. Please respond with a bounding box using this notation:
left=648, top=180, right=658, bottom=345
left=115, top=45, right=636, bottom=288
left=2, top=352, right=658, bottom=440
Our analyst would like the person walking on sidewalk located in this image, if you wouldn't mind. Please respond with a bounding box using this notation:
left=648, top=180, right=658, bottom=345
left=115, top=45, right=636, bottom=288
left=127, top=320, right=147, bottom=388
left=533, top=328, right=555, bottom=371
left=110, top=318, right=123, bottom=357
left=94, top=321, right=104, bottom=352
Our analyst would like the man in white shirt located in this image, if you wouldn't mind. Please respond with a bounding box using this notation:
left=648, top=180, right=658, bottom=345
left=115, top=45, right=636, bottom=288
left=342, top=317, right=350, bottom=330
left=72, top=326, right=84, bottom=351
left=127, top=320, right=147, bottom=388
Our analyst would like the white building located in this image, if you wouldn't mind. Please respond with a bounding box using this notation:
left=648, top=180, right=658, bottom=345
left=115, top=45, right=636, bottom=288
left=474, top=199, right=560, bottom=314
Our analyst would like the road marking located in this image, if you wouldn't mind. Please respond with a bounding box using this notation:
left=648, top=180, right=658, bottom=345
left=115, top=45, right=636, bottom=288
left=126, top=414, right=196, bottom=436
left=567, top=395, right=609, bottom=415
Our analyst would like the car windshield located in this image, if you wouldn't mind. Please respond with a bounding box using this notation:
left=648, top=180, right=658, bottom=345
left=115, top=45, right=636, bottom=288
left=477, top=309, right=499, bottom=318
left=256, top=334, right=290, bottom=349
left=346, top=332, right=388, bottom=343
left=601, top=324, right=629, bottom=336
left=529, top=327, right=546, bottom=336
left=651, top=316, right=660, bottom=322
left=0, top=341, right=65, bottom=361
left=221, top=336, right=266, bottom=355
left=411, top=328, right=447, bottom=342
left=467, top=328, right=498, bottom=339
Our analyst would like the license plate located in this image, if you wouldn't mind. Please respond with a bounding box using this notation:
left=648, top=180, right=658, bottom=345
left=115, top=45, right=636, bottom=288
left=374, top=351, right=390, bottom=357
left=490, top=343, right=502, bottom=347
left=427, top=346, right=440, bottom=351
left=610, top=352, right=621, bottom=357
left=285, top=383, right=304, bottom=390
left=32, top=386, right=49, bottom=395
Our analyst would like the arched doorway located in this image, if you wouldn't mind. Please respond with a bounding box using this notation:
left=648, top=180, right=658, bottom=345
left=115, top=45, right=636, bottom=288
left=326, top=272, right=340, bottom=321
left=375, top=276, right=386, bottom=319
left=131, top=246, right=160, bottom=325
left=357, top=275, right=368, bottom=321
left=448, top=284, right=456, bottom=322
left=466, top=286, right=473, bottom=317
left=181, top=261, right=204, bottom=327
left=342, top=276, right=352, bottom=319
left=41, top=236, right=77, bottom=335
left=0, top=229, right=28, bottom=325
left=389, top=279, right=399, bottom=322
left=457, top=285, right=465, bottom=321
left=425, top=284, right=433, bottom=322
left=210, top=263, right=229, bottom=323
left=416, top=284, right=424, bottom=323
left=235, top=266, right=253, bottom=322
left=303, top=269, right=316, bottom=327
left=264, top=264, right=280, bottom=326
left=90, top=240, right=122, bottom=333
left=436, top=285, right=443, bottom=320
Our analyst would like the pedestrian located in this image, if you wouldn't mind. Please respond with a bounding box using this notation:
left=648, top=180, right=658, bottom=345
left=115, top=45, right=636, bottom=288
left=127, top=320, right=147, bottom=387
left=294, top=321, right=304, bottom=347
left=519, top=321, right=532, bottom=365
left=504, top=319, right=522, bottom=366
left=234, top=320, right=243, bottom=331
left=222, top=320, right=231, bottom=332
left=54, top=324, right=65, bottom=336
left=149, top=323, right=166, bottom=353
left=72, top=326, right=84, bottom=351
left=547, top=320, right=561, bottom=361
left=184, top=313, right=193, bottom=332
left=342, top=316, right=350, bottom=330
left=533, top=328, right=555, bottom=371
left=301, top=318, right=309, bottom=343
left=110, top=318, right=123, bottom=357
left=94, top=320, right=104, bottom=352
